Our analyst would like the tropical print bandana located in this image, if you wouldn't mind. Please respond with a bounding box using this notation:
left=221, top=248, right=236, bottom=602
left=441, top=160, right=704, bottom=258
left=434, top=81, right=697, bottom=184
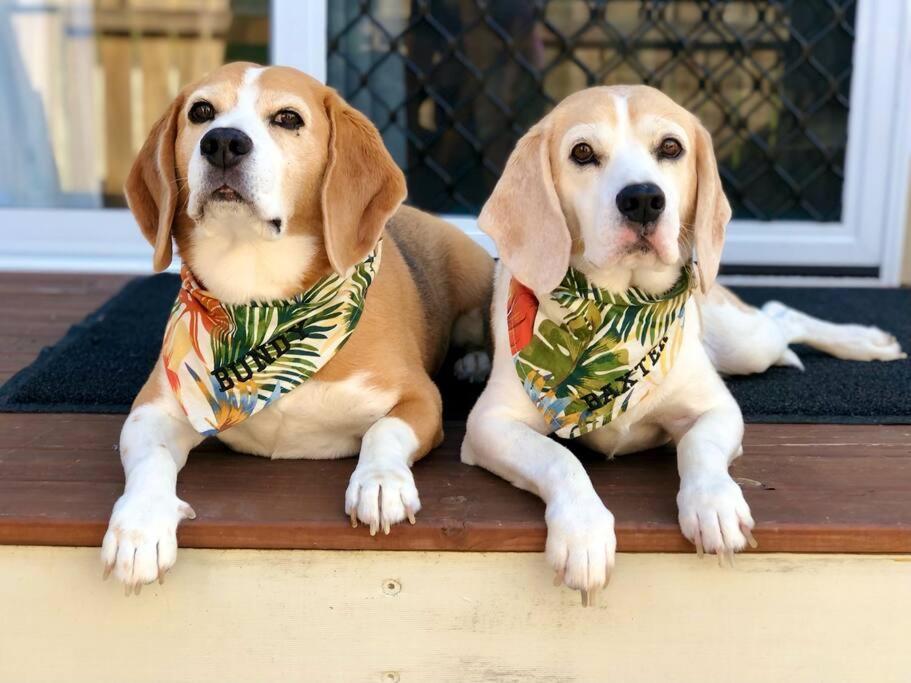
left=162, top=243, right=381, bottom=435
left=508, top=265, right=693, bottom=439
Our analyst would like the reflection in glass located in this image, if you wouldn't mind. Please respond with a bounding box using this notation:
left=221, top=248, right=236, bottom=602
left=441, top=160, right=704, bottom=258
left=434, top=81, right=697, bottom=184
left=0, top=0, right=269, bottom=209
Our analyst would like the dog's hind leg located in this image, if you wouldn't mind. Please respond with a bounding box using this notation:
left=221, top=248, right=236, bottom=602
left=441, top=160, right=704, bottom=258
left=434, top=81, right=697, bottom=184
left=700, top=285, right=905, bottom=376
left=451, top=307, right=491, bottom=383
left=760, top=300, right=905, bottom=362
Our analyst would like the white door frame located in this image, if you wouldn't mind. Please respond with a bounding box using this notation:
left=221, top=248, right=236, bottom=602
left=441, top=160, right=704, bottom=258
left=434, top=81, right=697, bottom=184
left=1, top=0, right=908, bottom=284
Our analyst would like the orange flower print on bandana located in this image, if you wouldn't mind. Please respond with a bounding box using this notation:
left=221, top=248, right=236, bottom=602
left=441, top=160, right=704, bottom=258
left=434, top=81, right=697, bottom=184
left=507, top=278, right=539, bottom=354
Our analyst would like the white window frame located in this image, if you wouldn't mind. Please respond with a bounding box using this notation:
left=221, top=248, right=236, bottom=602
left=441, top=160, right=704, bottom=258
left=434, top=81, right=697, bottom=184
left=1, top=0, right=908, bottom=284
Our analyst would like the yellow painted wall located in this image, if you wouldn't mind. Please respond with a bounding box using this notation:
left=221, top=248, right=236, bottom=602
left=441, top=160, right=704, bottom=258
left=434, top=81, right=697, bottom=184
left=1, top=547, right=909, bottom=683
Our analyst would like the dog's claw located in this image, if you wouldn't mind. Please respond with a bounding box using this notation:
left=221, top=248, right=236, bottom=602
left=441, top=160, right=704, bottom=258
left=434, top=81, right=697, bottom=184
left=553, top=570, right=565, bottom=587
left=743, top=527, right=758, bottom=549
left=345, top=465, right=420, bottom=538
left=580, top=590, right=588, bottom=607
left=102, top=563, right=113, bottom=581
left=586, top=587, right=598, bottom=607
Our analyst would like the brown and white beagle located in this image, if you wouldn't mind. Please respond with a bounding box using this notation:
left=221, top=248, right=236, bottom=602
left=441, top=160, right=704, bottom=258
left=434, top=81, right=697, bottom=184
left=102, top=62, right=493, bottom=592
left=462, top=85, right=905, bottom=604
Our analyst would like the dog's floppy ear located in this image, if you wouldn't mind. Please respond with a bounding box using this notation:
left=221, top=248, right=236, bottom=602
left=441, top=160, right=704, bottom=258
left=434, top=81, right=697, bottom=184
left=124, top=93, right=185, bottom=273
left=478, top=119, right=570, bottom=294
left=321, top=90, right=406, bottom=274
left=692, top=122, right=731, bottom=293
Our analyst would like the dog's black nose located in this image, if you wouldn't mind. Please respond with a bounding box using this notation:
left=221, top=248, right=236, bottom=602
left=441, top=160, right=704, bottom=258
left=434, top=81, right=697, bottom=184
left=200, top=127, right=253, bottom=169
left=616, top=183, right=665, bottom=229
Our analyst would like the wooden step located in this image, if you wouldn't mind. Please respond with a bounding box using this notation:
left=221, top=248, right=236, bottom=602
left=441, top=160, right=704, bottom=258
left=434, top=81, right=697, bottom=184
left=1, top=413, right=909, bottom=553
left=1, top=272, right=909, bottom=555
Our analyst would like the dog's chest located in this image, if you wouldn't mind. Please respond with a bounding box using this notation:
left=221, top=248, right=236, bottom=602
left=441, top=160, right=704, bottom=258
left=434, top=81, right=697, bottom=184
left=576, top=413, right=669, bottom=455
left=575, top=305, right=712, bottom=455
left=217, top=372, right=398, bottom=459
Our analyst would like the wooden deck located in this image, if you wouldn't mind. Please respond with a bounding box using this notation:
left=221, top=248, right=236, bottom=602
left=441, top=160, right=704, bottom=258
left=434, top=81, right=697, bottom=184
left=1, top=272, right=909, bottom=554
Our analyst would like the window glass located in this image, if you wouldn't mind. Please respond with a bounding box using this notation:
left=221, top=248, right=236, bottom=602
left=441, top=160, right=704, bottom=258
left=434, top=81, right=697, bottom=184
left=0, top=0, right=269, bottom=209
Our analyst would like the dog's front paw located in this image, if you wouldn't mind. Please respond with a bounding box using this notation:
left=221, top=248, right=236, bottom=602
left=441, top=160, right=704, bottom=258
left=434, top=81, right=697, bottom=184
left=545, top=493, right=616, bottom=606
left=345, top=462, right=420, bottom=536
left=677, top=474, right=756, bottom=564
left=101, top=493, right=196, bottom=594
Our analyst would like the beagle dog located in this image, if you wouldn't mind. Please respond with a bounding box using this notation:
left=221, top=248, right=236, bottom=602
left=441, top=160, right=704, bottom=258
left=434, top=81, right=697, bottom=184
left=462, top=85, right=905, bottom=603
left=102, top=62, right=493, bottom=592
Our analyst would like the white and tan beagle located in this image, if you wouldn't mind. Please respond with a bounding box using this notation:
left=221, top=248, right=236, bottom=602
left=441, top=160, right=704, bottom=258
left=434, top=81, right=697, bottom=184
left=102, top=62, right=493, bottom=592
left=462, top=85, right=905, bottom=603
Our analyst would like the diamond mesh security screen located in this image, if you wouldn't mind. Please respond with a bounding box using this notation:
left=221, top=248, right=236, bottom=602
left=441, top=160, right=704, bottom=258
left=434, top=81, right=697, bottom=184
left=327, top=0, right=854, bottom=222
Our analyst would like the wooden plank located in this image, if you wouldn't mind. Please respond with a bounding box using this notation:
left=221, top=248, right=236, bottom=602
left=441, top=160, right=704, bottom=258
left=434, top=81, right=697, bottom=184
left=0, top=273, right=130, bottom=384
left=0, top=272, right=132, bottom=293
left=99, top=36, right=134, bottom=199
left=0, top=413, right=908, bottom=553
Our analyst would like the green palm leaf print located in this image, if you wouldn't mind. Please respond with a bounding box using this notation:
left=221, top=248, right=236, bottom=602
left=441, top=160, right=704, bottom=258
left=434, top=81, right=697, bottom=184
left=517, top=319, right=630, bottom=399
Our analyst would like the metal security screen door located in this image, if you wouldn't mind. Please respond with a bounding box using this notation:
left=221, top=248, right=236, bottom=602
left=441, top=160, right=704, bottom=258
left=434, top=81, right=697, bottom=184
left=287, top=0, right=910, bottom=282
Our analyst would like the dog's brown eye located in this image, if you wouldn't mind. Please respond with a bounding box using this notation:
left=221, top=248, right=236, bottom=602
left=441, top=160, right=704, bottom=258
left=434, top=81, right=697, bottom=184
left=658, top=137, right=683, bottom=159
left=272, top=109, right=304, bottom=130
left=188, top=101, right=215, bottom=124
left=571, top=142, right=596, bottom=165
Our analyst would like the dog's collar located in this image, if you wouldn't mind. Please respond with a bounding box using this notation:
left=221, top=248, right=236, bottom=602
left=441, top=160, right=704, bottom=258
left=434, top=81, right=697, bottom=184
left=507, top=264, right=693, bottom=438
left=161, top=241, right=382, bottom=435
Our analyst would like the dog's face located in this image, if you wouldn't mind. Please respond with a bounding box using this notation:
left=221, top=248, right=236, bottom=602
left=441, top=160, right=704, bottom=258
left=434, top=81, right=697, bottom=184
left=177, top=63, right=331, bottom=240
left=551, top=88, right=697, bottom=271
left=480, top=85, right=730, bottom=294
left=125, top=62, right=406, bottom=299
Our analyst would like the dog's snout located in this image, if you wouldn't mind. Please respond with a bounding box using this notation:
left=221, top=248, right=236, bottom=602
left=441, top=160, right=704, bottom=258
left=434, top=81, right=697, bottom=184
left=616, top=183, right=665, bottom=230
left=200, top=127, right=253, bottom=170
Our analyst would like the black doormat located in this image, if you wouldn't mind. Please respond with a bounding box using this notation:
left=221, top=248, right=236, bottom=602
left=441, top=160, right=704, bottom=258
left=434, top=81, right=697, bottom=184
left=0, top=275, right=908, bottom=423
